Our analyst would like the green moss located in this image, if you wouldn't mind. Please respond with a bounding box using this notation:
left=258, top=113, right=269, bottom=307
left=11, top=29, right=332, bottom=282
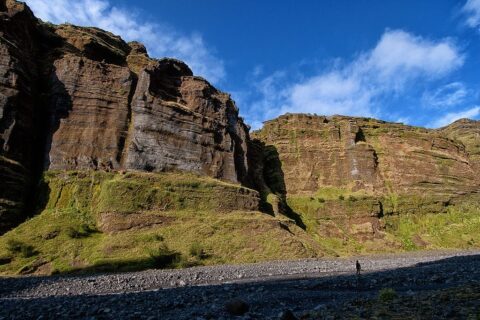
left=384, top=202, right=480, bottom=250
left=0, top=171, right=317, bottom=275
left=1, top=169, right=479, bottom=275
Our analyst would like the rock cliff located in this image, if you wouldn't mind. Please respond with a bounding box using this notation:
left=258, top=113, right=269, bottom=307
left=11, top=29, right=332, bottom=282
left=252, top=114, right=480, bottom=240
left=440, top=118, right=480, bottom=172
left=0, top=0, right=251, bottom=233
left=0, top=0, right=479, bottom=245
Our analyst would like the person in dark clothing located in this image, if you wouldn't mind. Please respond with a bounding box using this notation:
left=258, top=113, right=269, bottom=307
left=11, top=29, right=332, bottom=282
left=356, top=260, right=361, bottom=275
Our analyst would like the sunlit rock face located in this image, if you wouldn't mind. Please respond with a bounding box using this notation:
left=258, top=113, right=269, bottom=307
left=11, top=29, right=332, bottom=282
left=252, top=114, right=480, bottom=240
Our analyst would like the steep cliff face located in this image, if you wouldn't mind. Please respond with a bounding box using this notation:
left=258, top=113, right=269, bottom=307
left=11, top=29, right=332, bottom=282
left=125, top=60, right=250, bottom=183
left=44, top=24, right=134, bottom=171
left=252, top=114, right=480, bottom=240
left=43, top=24, right=250, bottom=183
left=0, top=0, right=41, bottom=232
left=0, top=0, right=252, bottom=233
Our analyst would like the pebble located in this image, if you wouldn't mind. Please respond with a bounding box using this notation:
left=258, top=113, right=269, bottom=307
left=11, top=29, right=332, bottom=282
left=0, top=250, right=478, bottom=319
left=225, top=298, right=250, bottom=316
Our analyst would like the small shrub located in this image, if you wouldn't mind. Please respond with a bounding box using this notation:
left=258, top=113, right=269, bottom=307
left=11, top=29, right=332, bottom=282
left=317, top=198, right=325, bottom=203
left=348, top=195, right=357, bottom=202
left=402, top=237, right=417, bottom=251
left=338, top=195, right=345, bottom=201
left=378, top=288, right=397, bottom=302
left=6, top=240, right=37, bottom=258
left=148, top=244, right=182, bottom=269
left=66, top=224, right=96, bottom=239
left=189, top=242, right=207, bottom=259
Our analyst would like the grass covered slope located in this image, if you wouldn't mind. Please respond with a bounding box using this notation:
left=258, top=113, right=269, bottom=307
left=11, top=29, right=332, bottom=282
left=0, top=171, right=318, bottom=275
left=288, top=192, right=480, bottom=256
left=0, top=170, right=479, bottom=275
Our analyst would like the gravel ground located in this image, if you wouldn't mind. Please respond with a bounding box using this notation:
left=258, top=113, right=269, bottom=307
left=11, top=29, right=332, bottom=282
left=1, top=250, right=479, bottom=319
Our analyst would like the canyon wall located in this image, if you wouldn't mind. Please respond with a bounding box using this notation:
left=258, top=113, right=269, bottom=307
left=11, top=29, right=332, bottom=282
left=0, top=0, right=252, bottom=233
left=252, top=114, right=480, bottom=240
left=0, top=0, right=479, bottom=239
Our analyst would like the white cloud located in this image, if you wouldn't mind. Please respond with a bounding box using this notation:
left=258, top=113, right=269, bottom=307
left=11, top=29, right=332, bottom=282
left=25, top=0, right=225, bottom=83
left=250, top=30, right=463, bottom=125
left=430, top=106, right=480, bottom=128
left=462, top=0, right=480, bottom=29
left=366, top=31, right=463, bottom=88
left=422, top=82, right=468, bottom=108
left=283, top=72, right=374, bottom=117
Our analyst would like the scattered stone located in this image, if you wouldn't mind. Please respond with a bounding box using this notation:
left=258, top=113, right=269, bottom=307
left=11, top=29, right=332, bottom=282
left=225, top=298, right=250, bottom=316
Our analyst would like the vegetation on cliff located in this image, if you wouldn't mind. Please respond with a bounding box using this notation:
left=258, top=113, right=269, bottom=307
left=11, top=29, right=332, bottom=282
left=0, top=171, right=318, bottom=275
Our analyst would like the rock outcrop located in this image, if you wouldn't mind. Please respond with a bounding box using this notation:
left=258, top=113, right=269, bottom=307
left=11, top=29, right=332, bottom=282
left=0, top=0, right=251, bottom=233
left=252, top=114, right=480, bottom=239
left=440, top=118, right=480, bottom=172
left=0, top=0, right=42, bottom=232
left=43, top=24, right=250, bottom=183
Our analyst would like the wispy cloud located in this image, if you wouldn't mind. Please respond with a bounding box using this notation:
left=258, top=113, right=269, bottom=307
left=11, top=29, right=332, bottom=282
left=245, top=30, right=464, bottom=129
left=429, top=106, right=480, bottom=128
left=25, top=0, right=225, bottom=83
left=422, top=82, right=468, bottom=108
left=462, top=0, right=480, bottom=29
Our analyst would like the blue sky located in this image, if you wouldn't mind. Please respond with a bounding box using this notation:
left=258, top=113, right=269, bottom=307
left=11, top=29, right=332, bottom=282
left=26, top=0, right=480, bottom=129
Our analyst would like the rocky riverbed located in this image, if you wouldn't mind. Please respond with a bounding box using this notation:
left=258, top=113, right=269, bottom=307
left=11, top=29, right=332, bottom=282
left=1, top=250, right=479, bottom=319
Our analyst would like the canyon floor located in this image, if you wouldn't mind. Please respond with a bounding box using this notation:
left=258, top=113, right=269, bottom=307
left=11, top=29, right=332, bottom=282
left=0, top=250, right=479, bottom=319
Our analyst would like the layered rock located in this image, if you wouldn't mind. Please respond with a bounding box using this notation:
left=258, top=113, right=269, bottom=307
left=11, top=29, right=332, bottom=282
left=124, top=60, right=250, bottom=183
left=252, top=114, right=480, bottom=239
left=0, top=0, right=41, bottom=232
left=0, top=0, right=252, bottom=233
left=42, top=23, right=251, bottom=183
left=44, top=24, right=134, bottom=170
left=440, top=118, right=480, bottom=172
left=1, top=0, right=479, bottom=242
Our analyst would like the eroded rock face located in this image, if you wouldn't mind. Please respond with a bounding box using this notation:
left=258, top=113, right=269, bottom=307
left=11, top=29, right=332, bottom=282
left=252, top=114, right=480, bottom=239
left=43, top=26, right=250, bottom=184
left=125, top=60, right=250, bottom=183
left=0, top=0, right=252, bottom=232
left=0, top=0, right=479, bottom=239
left=440, top=118, right=480, bottom=172
left=0, top=0, right=41, bottom=232
left=45, top=53, right=134, bottom=170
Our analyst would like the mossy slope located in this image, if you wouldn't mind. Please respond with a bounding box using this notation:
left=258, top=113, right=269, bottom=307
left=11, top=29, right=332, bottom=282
left=0, top=171, right=318, bottom=275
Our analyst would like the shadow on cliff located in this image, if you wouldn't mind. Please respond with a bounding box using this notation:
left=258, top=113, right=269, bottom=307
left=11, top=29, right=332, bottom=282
left=1, top=253, right=479, bottom=316
left=248, top=140, right=306, bottom=229
left=41, top=68, right=73, bottom=170
left=26, top=67, right=73, bottom=220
